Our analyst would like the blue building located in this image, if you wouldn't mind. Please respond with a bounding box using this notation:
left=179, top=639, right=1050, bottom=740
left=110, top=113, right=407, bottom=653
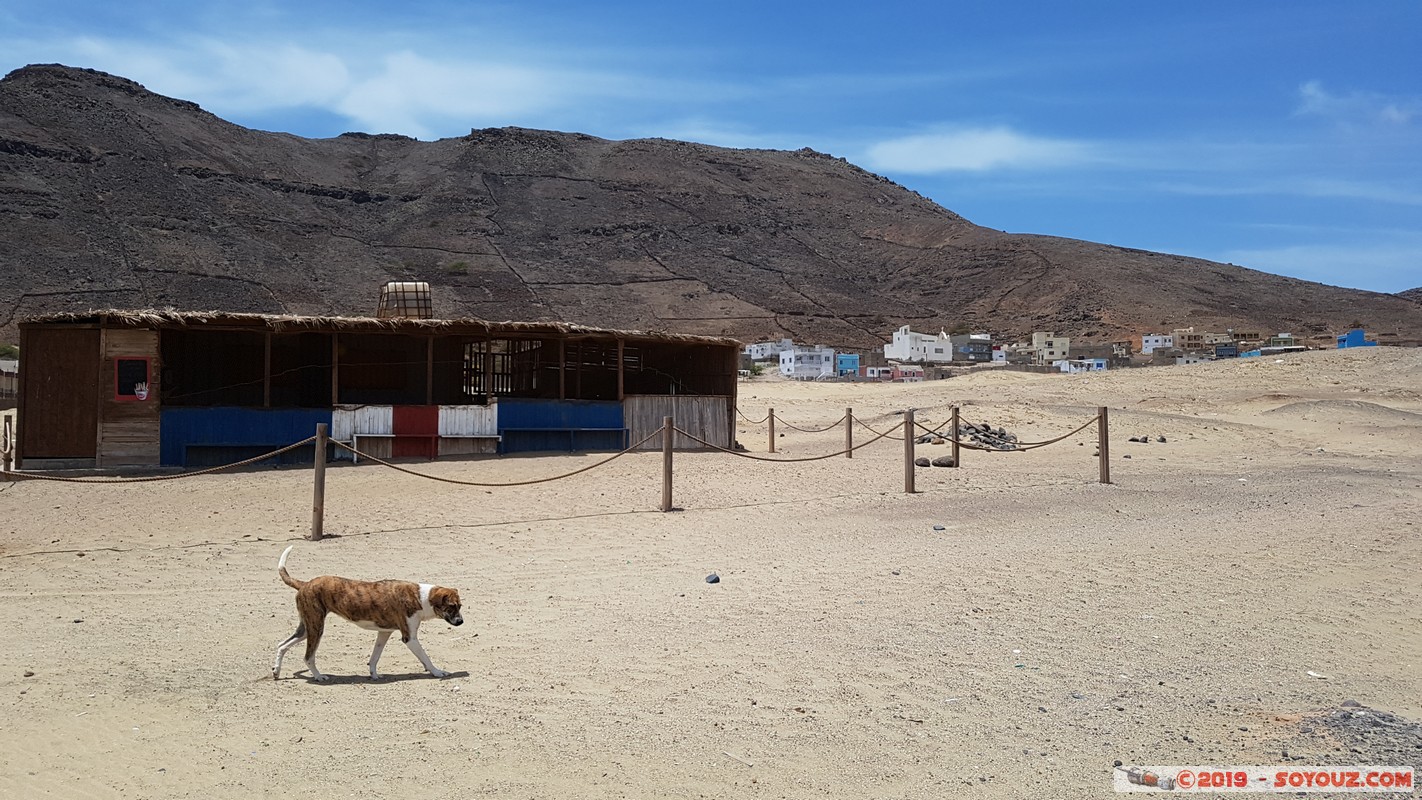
left=1336, top=329, right=1378, bottom=349
left=836, top=353, right=861, bottom=376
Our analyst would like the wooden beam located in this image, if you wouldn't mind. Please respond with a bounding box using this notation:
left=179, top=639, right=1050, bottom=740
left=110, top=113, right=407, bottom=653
left=330, top=333, right=340, bottom=406
left=558, top=338, right=566, bottom=400
left=617, top=338, right=625, bottom=401
left=425, top=336, right=434, bottom=405
left=484, top=337, right=494, bottom=405
left=574, top=340, right=583, bottom=399
left=263, top=332, right=272, bottom=408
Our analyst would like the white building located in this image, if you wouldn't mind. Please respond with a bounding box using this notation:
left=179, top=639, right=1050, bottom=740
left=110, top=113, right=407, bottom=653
left=883, top=325, right=953, bottom=363
left=744, top=338, right=794, bottom=360
left=779, top=345, right=836, bottom=379
left=1141, top=334, right=1173, bottom=354
left=1054, top=358, right=1107, bottom=374
left=1175, top=354, right=1211, bottom=366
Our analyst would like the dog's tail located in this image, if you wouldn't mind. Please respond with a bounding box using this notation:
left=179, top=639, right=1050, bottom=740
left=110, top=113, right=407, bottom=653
left=278, top=545, right=306, bottom=590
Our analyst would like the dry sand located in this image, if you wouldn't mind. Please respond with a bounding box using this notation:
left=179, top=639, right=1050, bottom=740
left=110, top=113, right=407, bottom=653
left=2, top=347, right=1419, bottom=798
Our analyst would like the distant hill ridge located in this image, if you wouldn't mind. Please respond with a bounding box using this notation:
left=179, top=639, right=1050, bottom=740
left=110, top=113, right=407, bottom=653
left=3, top=63, right=1421, bottom=347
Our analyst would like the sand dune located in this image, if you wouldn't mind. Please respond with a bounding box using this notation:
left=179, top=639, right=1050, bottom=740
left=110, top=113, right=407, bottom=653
left=1, top=347, right=1419, bottom=798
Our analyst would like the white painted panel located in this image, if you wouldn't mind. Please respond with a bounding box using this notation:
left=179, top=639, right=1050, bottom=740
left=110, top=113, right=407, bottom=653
left=438, top=404, right=498, bottom=436
left=332, top=405, right=392, bottom=439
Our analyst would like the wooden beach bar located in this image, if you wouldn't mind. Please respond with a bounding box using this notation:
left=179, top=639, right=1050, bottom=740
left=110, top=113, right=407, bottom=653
left=15, top=310, right=740, bottom=469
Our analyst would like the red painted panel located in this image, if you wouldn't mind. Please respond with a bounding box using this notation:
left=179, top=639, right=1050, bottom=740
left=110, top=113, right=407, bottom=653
left=391, top=405, right=438, bottom=458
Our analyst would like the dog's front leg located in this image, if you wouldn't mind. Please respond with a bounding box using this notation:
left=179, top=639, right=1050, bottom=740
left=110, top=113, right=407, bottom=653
left=368, top=630, right=394, bottom=680
left=402, top=618, right=448, bottom=678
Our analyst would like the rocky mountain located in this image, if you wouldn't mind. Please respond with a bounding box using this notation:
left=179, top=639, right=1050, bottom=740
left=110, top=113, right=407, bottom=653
left=1399, top=288, right=1422, bottom=304
left=3, top=63, right=1421, bottom=348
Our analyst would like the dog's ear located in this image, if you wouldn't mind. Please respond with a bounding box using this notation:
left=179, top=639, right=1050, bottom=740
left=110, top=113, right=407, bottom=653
left=431, top=586, right=461, bottom=610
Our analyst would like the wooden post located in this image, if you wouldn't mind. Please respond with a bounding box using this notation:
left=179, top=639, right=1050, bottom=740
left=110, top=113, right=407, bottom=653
left=330, top=334, right=339, bottom=406
left=2, top=416, right=12, bottom=475
left=951, top=405, right=960, bottom=468
left=558, top=338, right=566, bottom=400
left=768, top=407, right=775, bottom=453
left=311, top=423, right=328, bottom=541
left=263, top=332, right=272, bottom=408
left=660, top=415, right=674, bottom=512
left=616, top=339, right=625, bottom=401
left=484, top=337, right=495, bottom=405
left=574, top=341, right=583, bottom=399
left=425, top=336, right=434, bottom=405
left=1098, top=406, right=1111, bottom=485
left=904, top=409, right=916, bottom=493
left=845, top=407, right=853, bottom=458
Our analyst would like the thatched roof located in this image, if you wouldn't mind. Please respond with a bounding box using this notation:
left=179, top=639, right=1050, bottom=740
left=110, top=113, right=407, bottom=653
left=19, top=308, right=743, bottom=347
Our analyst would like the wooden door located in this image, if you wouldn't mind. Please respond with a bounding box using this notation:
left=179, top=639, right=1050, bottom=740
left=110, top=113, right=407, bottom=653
left=19, top=327, right=100, bottom=459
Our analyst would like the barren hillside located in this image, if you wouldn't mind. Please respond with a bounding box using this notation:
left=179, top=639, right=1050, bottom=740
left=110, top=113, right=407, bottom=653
left=3, top=64, right=1421, bottom=347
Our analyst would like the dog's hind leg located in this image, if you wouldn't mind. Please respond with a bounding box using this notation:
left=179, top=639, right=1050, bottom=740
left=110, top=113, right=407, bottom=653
left=302, top=614, right=330, bottom=682
left=272, top=622, right=306, bottom=680
left=368, top=630, right=394, bottom=680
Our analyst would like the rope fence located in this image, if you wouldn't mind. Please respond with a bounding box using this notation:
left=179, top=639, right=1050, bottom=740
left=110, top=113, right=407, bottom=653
left=0, top=436, right=318, bottom=483
left=1, top=405, right=1112, bottom=538
left=330, top=428, right=665, bottom=487
left=672, top=420, right=903, bottom=463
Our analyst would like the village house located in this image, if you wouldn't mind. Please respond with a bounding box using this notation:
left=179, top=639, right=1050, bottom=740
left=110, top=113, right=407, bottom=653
left=883, top=325, right=954, bottom=363
left=743, top=338, right=794, bottom=361
left=0, top=358, right=17, bottom=409
left=1141, top=333, right=1173, bottom=354
left=1054, top=357, right=1107, bottom=373
left=835, top=353, right=861, bottom=376
left=779, top=344, right=836, bottom=380
left=1029, top=332, right=1070, bottom=365
left=861, top=365, right=894, bottom=380
left=1336, top=329, right=1377, bottom=349
left=891, top=364, right=926, bottom=382
left=1071, top=342, right=1131, bottom=368
left=1175, top=353, right=1212, bottom=366
left=1171, top=327, right=1208, bottom=352
left=947, top=333, right=994, bottom=363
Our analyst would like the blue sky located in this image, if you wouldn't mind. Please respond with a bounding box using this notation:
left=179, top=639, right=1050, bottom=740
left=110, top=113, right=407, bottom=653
left=3, top=1, right=1419, bottom=293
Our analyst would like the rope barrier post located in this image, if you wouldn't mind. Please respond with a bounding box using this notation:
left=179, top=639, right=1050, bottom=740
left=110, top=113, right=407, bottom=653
left=903, top=409, right=916, bottom=494
left=845, top=407, right=853, bottom=459
left=2, top=416, right=12, bottom=476
left=768, top=407, right=775, bottom=453
left=660, top=416, right=674, bottom=512
left=1098, top=406, right=1111, bottom=485
left=951, top=405, right=960, bottom=468
left=311, top=423, right=328, bottom=541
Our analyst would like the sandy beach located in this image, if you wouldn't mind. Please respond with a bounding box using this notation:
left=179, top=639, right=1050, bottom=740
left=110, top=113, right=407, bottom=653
left=2, top=346, right=1419, bottom=798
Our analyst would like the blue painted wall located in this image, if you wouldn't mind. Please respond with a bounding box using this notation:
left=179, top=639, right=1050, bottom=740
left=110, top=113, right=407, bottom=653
left=836, top=353, right=860, bottom=375
left=161, top=407, right=333, bottom=466
left=1337, top=329, right=1377, bottom=348
left=496, top=398, right=625, bottom=453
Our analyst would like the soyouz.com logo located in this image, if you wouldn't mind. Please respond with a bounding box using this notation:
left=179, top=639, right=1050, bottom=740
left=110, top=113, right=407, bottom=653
left=1114, top=765, right=1414, bottom=793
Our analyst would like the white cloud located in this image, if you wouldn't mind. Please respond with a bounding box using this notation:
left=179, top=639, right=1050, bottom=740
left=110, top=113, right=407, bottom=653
left=333, top=52, right=572, bottom=139
left=1296, top=80, right=1418, bottom=127
left=1154, top=177, right=1422, bottom=207
left=862, top=127, right=1101, bottom=173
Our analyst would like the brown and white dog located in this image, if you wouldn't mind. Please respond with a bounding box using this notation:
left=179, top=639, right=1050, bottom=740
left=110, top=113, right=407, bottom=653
left=272, top=545, right=464, bottom=682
